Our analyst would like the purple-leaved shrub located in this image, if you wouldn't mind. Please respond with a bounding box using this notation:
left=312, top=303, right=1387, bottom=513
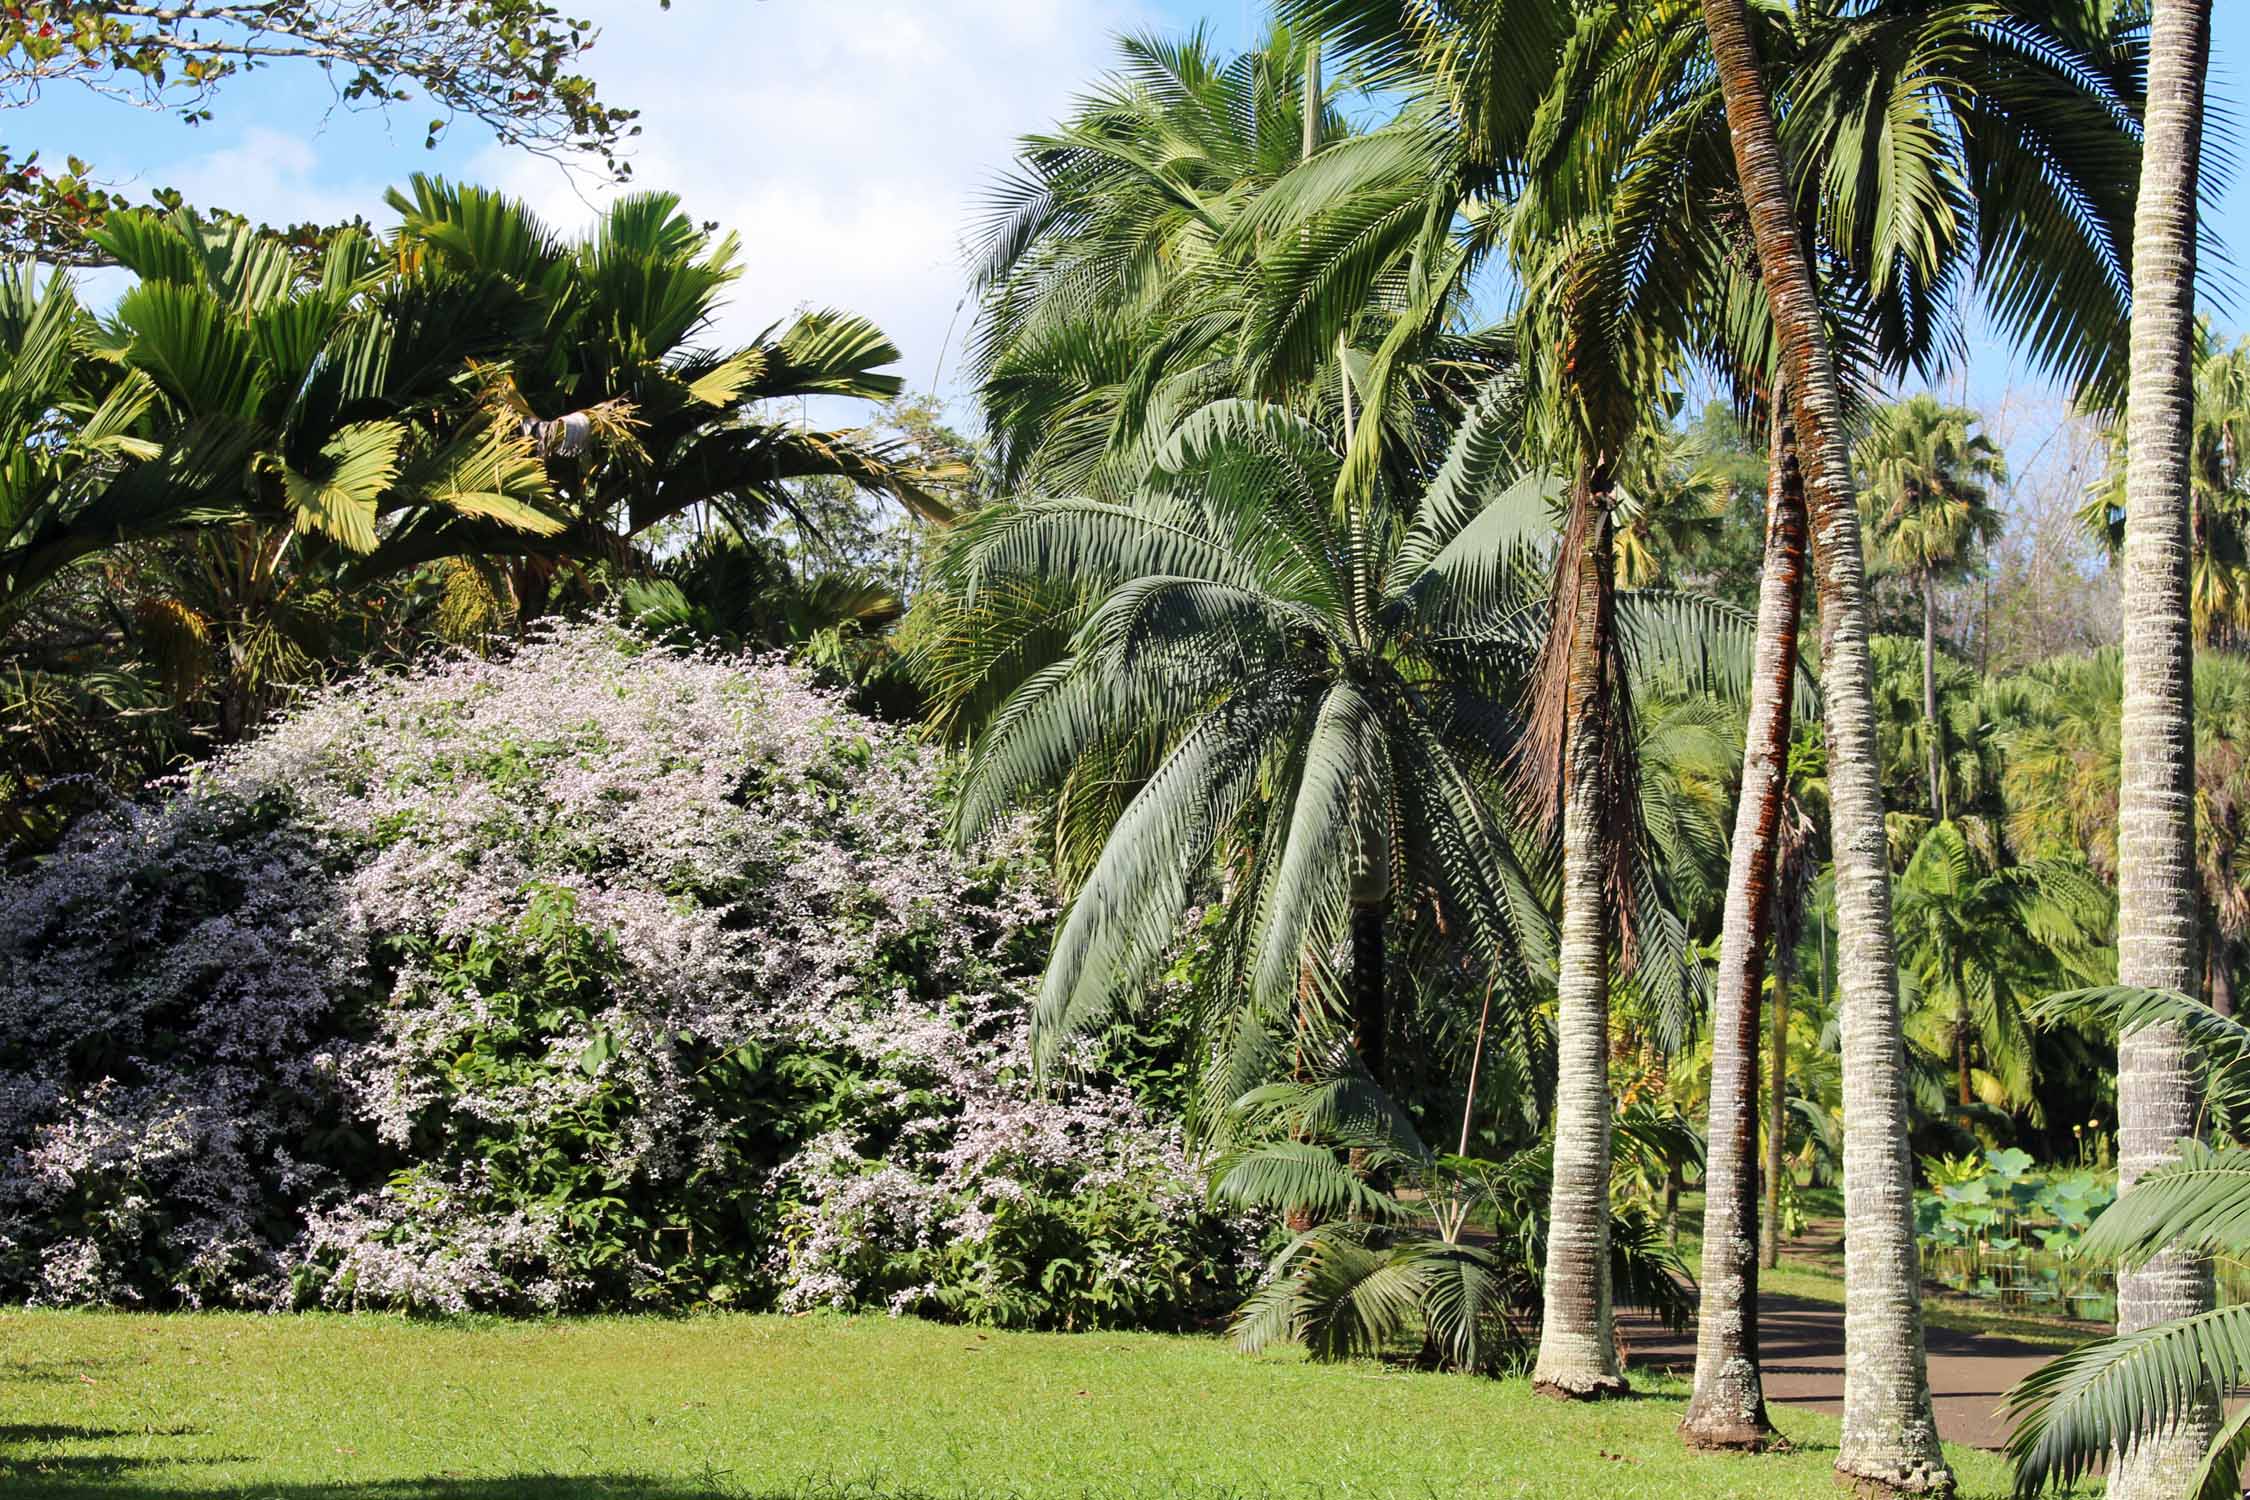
left=0, top=621, right=1255, bottom=1325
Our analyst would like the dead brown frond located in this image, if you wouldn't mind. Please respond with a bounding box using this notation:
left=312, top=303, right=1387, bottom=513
left=1509, top=464, right=1650, bottom=964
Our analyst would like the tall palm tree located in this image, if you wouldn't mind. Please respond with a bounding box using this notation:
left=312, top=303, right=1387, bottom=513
left=1692, top=0, right=1953, bottom=1487
left=2111, top=1, right=2221, bottom=1493
left=1857, top=394, right=2006, bottom=821
left=1681, top=396, right=1807, bottom=1447
left=1510, top=206, right=1747, bottom=1398
left=1274, top=4, right=2133, bottom=1462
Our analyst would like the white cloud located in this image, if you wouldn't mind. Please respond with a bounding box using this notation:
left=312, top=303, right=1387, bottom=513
left=471, top=0, right=1153, bottom=407
left=162, top=126, right=382, bottom=233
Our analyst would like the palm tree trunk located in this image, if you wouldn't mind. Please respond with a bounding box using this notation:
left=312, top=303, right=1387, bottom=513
left=1694, top=2, right=1950, bottom=1490
left=1533, top=486, right=1626, bottom=1401
left=1302, top=36, right=1322, bottom=161
left=2112, top=3, right=2221, bottom=1494
left=1762, top=933, right=1794, bottom=1271
left=1350, top=898, right=1387, bottom=1085
left=1954, top=1016, right=1973, bottom=1109
left=1681, top=400, right=1804, bottom=1450
left=1923, top=573, right=1944, bottom=822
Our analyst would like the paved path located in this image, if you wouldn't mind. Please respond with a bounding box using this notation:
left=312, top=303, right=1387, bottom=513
left=1621, top=1290, right=2071, bottom=1450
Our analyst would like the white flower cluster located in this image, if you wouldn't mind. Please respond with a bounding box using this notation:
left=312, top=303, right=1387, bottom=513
left=0, top=621, right=1250, bottom=1321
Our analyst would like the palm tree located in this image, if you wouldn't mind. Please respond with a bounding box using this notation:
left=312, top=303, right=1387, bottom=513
left=2003, top=650, right=2250, bottom=1021
left=0, top=264, right=254, bottom=638
left=2109, top=2, right=2222, bottom=1493
left=2005, top=986, right=2250, bottom=1499
left=1761, top=751, right=1822, bottom=1272
left=933, top=387, right=1556, bottom=1105
left=1217, top=1078, right=1695, bottom=1374
left=84, top=205, right=562, bottom=736
left=1270, top=4, right=2132, bottom=1461
left=1891, top=820, right=2111, bottom=1112
left=1506, top=217, right=1716, bottom=1399
left=1681, top=396, right=1807, bottom=1447
left=369, top=176, right=938, bottom=602
left=1691, top=0, right=1954, bottom=1487
left=970, top=27, right=1335, bottom=499
left=2082, top=328, right=2250, bottom=647
left=1857, top=395, right=2006, bottom=821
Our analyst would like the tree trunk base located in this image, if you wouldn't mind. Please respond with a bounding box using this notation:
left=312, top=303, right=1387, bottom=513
left=1833, top=1458, right=1956, bottom=1498
left=1532, top=1372, right=1628, bottom=1401
left=1678, top=1410, right=1782, bottom=1453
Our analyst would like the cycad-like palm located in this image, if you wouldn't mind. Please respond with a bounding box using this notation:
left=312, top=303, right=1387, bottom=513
left=1857, top=394, right=2005, bottom=821
left=939, top=386, right=1557, bottom=1103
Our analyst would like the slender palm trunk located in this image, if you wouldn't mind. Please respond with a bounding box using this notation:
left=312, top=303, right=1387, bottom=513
left=2112, top=4, right=2220, bottom=1494
left=1302, top=37, right=1321, bottom=161
left=1350, top=898, right=1387, bottom=1085
left=1533, top=486, right=1626, bottom=1400
left=1681, top=401, right=1805, bottom=1450
left=1762, top=931, right=1794, bottom=1271
left=1954, top=1014, right=1973, bottom=1109
left=1695, top=2, right=1950, bottom=1489
left=1923, top=573, right=1944, bottom=822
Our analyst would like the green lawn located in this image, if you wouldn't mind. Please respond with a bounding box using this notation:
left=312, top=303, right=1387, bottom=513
left=0, top=1308, right=2035, bottom=1500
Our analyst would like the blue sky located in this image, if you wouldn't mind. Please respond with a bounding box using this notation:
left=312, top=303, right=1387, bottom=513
left=16, top=0, right=2246, bottom=457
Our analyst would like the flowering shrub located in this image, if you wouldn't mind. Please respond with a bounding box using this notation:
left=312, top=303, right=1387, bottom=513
left=0, top=621, right=1254, bottom=1326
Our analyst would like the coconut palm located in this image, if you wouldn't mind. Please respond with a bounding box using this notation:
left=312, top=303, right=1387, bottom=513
left=1857, top=395, right=2006, bottom=821
left=1690, top=0, right=1954, bottom=1484
left=2108, top=3, right=2223, bottom=1494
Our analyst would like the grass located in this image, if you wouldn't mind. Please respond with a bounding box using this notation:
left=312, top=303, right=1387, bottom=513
left=0, top=1308, right=2037, bottom=1500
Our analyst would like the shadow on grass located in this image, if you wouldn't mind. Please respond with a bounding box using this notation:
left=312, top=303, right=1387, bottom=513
left=0, top=1478, right=1254, bottom=1500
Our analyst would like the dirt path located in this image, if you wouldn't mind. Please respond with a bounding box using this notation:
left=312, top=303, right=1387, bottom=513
left=1620, top=1290, right=2066, bottom=1450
